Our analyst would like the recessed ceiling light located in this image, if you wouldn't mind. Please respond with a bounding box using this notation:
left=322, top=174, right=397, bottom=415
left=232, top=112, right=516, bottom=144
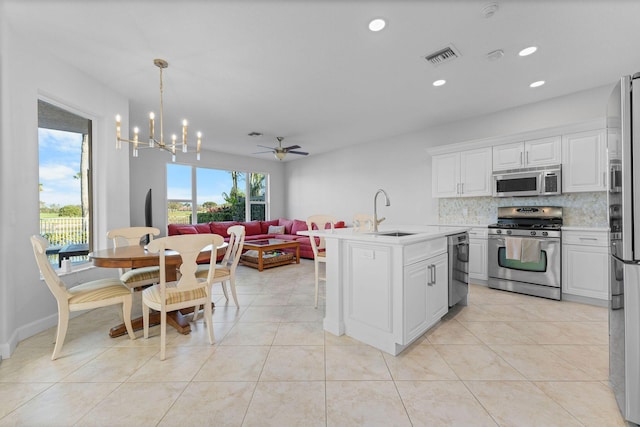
left=368, top=18, right=386, bottom=32
left=529, top=80, right=545, bottom=88
left=519, top=46, right=538, bottom=57
left=433, top=79, right=446, bottom=87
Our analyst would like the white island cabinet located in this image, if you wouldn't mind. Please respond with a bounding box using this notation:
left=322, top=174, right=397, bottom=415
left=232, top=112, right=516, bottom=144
left=299, top=226, right=468, bottom=355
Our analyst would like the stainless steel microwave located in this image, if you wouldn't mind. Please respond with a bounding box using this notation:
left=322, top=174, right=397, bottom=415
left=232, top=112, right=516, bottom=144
left=492, top=166, right=561, bottom=197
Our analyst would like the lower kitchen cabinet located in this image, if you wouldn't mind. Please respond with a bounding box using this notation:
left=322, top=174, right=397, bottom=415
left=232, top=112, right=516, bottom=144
left=468, top=227, right=488, bottom=282
left=343, top=237, right=449, bottom=355
left=426, top=253, right=449, bottom=326
left=562, top=229, right=609, bottom=301
left=404, top=253, right=448, bottom=344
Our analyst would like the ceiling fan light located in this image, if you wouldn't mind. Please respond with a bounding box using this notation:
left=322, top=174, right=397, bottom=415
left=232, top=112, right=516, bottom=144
left=275, top=151, right=286, bottom=161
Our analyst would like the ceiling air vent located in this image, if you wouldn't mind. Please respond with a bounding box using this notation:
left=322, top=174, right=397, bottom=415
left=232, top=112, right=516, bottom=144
left=424, top=44, right=461, bottom=67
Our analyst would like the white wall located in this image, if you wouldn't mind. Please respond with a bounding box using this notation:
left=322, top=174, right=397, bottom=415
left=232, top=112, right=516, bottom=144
left=0, top=21, right=130, bottom=358
left=128, top=147, right=286, bottom=233
left=285, top=84, right=614, bottom=225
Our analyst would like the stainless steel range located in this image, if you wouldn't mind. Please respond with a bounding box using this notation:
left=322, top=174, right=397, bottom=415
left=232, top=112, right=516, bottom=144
left=487, top=206, right=562, bottom=300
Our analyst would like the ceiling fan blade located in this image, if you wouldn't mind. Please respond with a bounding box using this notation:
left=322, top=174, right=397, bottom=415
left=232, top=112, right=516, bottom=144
left=283, top=145, right=301, bottom=151
left=288, top=150, right=309, bottom=156
left=252, top=150, right=274, bottom=154
left=257, top=145, right=276, bottom=150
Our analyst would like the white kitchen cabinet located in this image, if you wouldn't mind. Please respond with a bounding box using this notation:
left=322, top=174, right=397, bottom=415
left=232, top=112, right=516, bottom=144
left=562, top=229, right=609, bottom=301
left=404, top=252, right=448, bottom=344
left=345, top=243, right=394, bottom=335
left=468, top=227, right=488, bottom=282
left=562, top=129, right=607, bottom=192
left=492, top=136, right=561, bottom=171
left=342, top=236, right=449, bottom=355
left=432, top=147, right=492, bottom=198
left=426, top=253, right=449, bottom=326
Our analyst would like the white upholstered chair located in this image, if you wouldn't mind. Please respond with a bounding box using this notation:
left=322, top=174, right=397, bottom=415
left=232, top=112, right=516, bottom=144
left=30, top=235, right=135, bottom=360
left=306, top=215, right=337, bottom=308
left=107, top=226, right=161, bottom=290
left=142, top=234, right=224, bottom=360
left=195, top=225, right=245, bottom=308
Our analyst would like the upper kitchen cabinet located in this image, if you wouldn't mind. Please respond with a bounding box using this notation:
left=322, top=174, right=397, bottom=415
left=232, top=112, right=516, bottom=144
left=432, top=147, right=492, bottom=198
left=492, top=136, right=561, bottom=171
left=562, top=129, right=607, bottom=192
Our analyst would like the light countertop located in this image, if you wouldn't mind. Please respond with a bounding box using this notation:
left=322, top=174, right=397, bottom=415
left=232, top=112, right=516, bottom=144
left=298, top=224, right=470, bottom=244
left=561, top=226, right=609, bottom=232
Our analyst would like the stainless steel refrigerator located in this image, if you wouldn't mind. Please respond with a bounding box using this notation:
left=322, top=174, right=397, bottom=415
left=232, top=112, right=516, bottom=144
left=608, top=73, right=640, bottom=426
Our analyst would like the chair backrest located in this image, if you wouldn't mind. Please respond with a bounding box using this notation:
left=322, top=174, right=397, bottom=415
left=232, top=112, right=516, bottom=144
left=306, top=214, right=337, bottom=254
left=107, top=226, right=161, bottom=248
left=222, top=225, right=246, bottom=270
left=146, top=234, right=224, bottom=296
left=30, top=235, right=70, bottom=302
left=353, top=214, right=374, bottom=232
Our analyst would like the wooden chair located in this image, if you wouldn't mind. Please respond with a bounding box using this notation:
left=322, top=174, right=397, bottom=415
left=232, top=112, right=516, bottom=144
left=30, top=235, right=135, bottom=360
left=353, top=213, right=374, bottom=232
left=107, top=226, right=161, bottom=290
left=306, top=215, right=337, bottom=308
left=142, top=234, right=224, bottom=360
left=195, top=225, right=245, bottom=308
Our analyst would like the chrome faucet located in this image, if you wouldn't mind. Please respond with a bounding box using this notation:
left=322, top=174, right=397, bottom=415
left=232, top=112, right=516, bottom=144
left=373, top=189, right=391, bottom=232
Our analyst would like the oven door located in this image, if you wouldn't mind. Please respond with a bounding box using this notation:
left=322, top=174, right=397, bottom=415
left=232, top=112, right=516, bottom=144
left=488, top=235, right=561, bottom=288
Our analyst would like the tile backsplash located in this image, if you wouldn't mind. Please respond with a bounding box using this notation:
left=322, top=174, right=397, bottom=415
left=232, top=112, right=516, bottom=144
left=438, top=192, right=607, bottom=227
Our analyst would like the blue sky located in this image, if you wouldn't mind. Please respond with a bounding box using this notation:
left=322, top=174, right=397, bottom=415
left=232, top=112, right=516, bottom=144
left=38, top=128, right=82, bottom=207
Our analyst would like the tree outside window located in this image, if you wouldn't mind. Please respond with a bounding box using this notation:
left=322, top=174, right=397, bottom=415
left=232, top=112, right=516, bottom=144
left=167, top=165, right=268, bottom=224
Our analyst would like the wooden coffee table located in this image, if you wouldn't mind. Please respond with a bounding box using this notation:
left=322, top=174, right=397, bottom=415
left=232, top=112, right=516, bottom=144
left=240, top=239, right=300, bottom=271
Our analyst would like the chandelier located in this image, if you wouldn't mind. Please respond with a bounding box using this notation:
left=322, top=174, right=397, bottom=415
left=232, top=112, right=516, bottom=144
left=115, top=59, right=202, bottom=161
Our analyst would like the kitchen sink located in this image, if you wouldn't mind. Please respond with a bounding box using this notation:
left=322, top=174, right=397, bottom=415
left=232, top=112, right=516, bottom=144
left=371, top=231, right=416, bottom=237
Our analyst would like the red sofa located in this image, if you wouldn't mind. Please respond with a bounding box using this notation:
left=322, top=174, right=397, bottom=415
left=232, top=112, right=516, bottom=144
left=167, top=218, right=345, bottom=260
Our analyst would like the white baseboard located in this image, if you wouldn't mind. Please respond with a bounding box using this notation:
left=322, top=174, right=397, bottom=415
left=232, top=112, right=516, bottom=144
left=0, top=312, right=58, bottom=359
left=562, top=293, right=609, bottom=308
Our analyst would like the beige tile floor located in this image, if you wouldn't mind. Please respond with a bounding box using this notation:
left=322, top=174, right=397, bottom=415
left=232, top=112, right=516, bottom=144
left=0, top=260, right=628, bottom=426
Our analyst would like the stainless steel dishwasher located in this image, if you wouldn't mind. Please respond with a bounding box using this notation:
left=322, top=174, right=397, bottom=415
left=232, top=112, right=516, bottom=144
left=448, top=232, right=469, bottom=307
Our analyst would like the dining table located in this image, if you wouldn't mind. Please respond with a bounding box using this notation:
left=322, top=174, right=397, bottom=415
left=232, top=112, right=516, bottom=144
left=89, top=242, right=227, bottom=337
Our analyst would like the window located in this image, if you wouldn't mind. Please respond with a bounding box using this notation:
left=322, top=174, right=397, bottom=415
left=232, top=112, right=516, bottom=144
left=38, top=100, right=92, bottom=267
left=167, top=165, right=269, bottom=224
left=249, top=173, right=267, bottom=221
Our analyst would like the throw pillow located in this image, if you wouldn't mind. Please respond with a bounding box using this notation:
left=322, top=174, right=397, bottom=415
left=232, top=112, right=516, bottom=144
left=260, top=219, right=279, bottom=233
left=243, top=221, right=262, bottom=236
left=278, top=218, right=294, bottom=234
left=290, top=219, right=309, bottom=235
left=268, top=225, right=285, bottom=235
left=177, top=226, right=198, bottom=234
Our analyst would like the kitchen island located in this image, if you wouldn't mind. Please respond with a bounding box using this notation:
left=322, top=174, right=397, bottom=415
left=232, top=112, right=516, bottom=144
left=299, top=225, right=469, bottom=355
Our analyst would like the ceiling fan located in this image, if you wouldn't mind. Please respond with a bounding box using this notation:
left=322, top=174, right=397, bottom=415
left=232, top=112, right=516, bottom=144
left=253, top=136, right=309, bottom=161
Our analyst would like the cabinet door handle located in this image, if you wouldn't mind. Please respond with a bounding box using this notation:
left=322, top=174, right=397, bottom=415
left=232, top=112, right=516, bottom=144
left=432, top=264, right=436, bottom=284
left=427, top=265, right=433, bottom=286
left=460, top=183, right=464, bottom=194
